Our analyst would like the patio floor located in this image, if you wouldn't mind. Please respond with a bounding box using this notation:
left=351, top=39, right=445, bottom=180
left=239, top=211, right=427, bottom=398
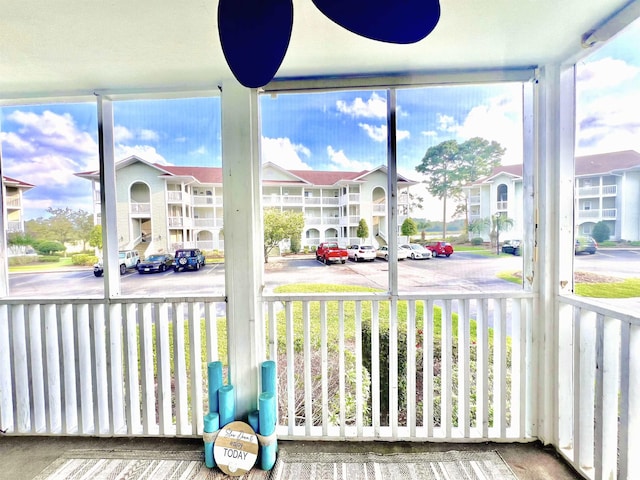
left=0, top=435, right=581, bottom=480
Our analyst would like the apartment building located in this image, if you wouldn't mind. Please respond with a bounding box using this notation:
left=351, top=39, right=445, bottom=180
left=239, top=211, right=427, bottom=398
left=2, top=175, right=33, bottom=234
left=465, top=150, right=640, bottom=241
left=76, top=156, right=416, bottom=254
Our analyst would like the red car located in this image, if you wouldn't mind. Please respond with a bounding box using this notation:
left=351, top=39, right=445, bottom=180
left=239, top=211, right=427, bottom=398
left=425, top=241, right=454, bottom=257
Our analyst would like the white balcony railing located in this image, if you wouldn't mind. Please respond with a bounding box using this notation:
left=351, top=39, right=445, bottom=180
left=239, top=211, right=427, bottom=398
left=556, top=295, right=640, bottom=479
left=167, top=191, right=183, bottom=202
left=130, top=202, right=151, bottom=214
left=577, top=208, right=617, bottom=220
left=2, top=292, right=636, bottom=479
left=576, top=185, right=617, bottom=197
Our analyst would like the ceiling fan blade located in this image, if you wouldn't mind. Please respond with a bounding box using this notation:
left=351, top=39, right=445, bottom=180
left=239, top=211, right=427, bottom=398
left=312, top=0, right=440, bottom=44
left=218, top=0, right=293, bottom=88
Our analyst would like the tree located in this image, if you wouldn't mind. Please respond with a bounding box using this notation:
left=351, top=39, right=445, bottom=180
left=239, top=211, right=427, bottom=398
left=263, top=208, right=304, bottom=263
left=7, top=232, right=36, bottom=248
left=401, top=218, right=418, bottom=238
left=89, top=225, right=103, bottom=251
left=468, top=217, right=490, bottom=239
left=356, top=219, right=369, bottom=243
left=415, top=137, right=505, bottom=239
left=491, top=214, right=514, bottom=254
left=591, top=221, right=610, bottom=243
left=35, top=240, right=66, bottom=255
left=25, top=207, right=94, bottom=249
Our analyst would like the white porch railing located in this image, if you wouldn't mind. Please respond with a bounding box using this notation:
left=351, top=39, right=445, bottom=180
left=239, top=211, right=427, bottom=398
left=556, top=295, right=640, bottom=480
left=2, top=291, right=636, bottom=479
left=0, top=297, right=226, bottom=437
left=263, top=292, right=536, bottom=442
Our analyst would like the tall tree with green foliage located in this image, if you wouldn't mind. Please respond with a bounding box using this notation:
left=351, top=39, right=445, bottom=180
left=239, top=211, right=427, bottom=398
left=416, top=137, right=505, bottom=239
left=89, top=225, right=103, bottom=251
left=492, top=214, right=514, bottom=254
left=401, top=217, right=418, bottom=239
left=263, top=208, right=304, bottom=263
left=25, top=207, right=94, bottom=248
left=356, top=219, right=369, bottom=243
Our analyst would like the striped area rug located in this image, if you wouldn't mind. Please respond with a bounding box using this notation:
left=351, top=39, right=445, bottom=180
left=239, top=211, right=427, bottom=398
left=33, top=449, right=517, bottom=480
left=272, top=451, right=518, bottom=480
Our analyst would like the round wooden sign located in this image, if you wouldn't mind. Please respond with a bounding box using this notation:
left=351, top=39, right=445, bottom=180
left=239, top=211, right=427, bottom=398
left=213, top=420, right=259, bottom=476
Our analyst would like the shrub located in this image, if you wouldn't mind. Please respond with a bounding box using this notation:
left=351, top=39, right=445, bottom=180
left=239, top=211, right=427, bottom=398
left=37, top=255, right=62, bottom=262
left=71, top=253, right=98, bottom=266
left=8, top=255, right=39, bottom=266
left=471, top=237, right=484, bottom=246
left=290, top=235, right=301, bottom=254
left=591, top=221, right=610, bottom=243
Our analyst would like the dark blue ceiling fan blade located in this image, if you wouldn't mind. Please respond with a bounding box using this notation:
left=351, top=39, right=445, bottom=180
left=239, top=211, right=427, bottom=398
left=312, top=0, right=441, bottom=44
left=218, top=0, right=293, bottom=88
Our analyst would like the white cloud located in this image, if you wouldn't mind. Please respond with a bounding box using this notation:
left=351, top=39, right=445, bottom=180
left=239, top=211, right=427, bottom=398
left=359, top=123, right=410, bottom=142
left=336, top=92, right=387, bottom=118
left=0, top=131, right=35, bottom=153
left=114, top=125, right=133, bottom=143
left=190, top=146, right=207, bottom=156
left=115, top=144, right=169, bottom=165
left=139, top=129, right=160, bottom=141
left=437, top=114, right=459, bottom=133
left=327, top=146, right=373, bottom=171
left=421, top=130, right=437, bottom=138
left=6, top=109, right=97, bottom=155
left=8, top=153, right=82, bottom=187
left=261, top=137, right=312, bottom=170
left=576, top=57, right=640, bottom=91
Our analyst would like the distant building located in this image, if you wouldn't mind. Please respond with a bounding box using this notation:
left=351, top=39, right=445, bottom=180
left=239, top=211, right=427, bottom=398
left=76, top=156, right=417, bottom=254
left=2, top=175, right=34, bottom=233
left=464, top=150, right=640, bottom=241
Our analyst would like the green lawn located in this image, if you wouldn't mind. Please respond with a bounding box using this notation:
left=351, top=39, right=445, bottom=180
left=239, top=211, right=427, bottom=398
left=497, top=271, right=640, bottom=298
left=9, top=257, right=75, bottom=272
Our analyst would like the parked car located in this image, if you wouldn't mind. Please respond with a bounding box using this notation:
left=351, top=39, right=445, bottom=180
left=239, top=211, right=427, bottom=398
left=376, top=246, right=408, bottom=261
left=174, top=248, right=206, bottom=272
left=347, top=244, right=376, bottom=262
left=425, top=241, right=454, bottom=257
left=400, top=243, right=433, bottom=260
left=501, top=239, right=521, bottom=255
left=575, top=236, right=598, bottom=254
left=316, top=242, right=348, bottom=264
left=93, top=249, right=140, bottom=277
left=137, top=253, right=174, bottom=274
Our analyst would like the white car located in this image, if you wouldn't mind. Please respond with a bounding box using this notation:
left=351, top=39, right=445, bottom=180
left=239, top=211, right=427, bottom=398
left=400, top=243, right=433, bottom=260
left=347, top=244, right=377, bottom=262
left=376, top=246, right=408, bottom=261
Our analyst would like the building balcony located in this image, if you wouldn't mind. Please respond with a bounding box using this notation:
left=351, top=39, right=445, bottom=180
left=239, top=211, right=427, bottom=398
left=168, top=216, right=193, bottom=228
left=5, top=196, right=21, bottom=209
left=577, top=185, right=617, bottom=197
left=193, top=217, right=223, bottom=228
left=130, top=202, right=151, bottom=215
left=577, top=208, right=617, bottom=221
left=7, top=221, right=22, bottom=232
left=192, top=195, right=222, bottom=206
left=1, top=292, right=635, bottom=480
left=167, top=191, right=183, bottom=203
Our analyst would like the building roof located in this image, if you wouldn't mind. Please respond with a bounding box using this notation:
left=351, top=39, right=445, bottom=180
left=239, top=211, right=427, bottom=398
left=467, top=150, right=640, bottom=186
left=2, top=175, right=35, bottom=190
left=76, top=156, right=416, bottom=186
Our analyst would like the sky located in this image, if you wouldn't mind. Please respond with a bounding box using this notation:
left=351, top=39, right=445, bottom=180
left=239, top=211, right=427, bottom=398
left=1, top=19, right=639, bottom=222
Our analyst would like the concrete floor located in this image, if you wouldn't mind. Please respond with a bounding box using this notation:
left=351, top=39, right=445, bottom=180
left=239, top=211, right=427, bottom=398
left=0, top=435, right=582, bottom=480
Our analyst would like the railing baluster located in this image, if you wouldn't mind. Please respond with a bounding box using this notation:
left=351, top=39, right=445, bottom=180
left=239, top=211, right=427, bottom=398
left=156, top=302, right=172, bottom=434
left=458, top=299, right=470, bottom=438
left=123, top=303, right=141, bottom=434
left=43, top=304, right=61, bottom=433
left=303, top=301, right=312, bottom=435
left=140, top=302, right=156, bottom=434
left=477, top=298, right=489, bottom=438
left=60, top=304, right=77, bottom=434
left=285, top=301, right=295, bottom=435
left=424, top=299, right=434, bottom=437
left=389, top=297, right=398, bottom=437
left=173, top=302, right=188, bottom=435
left=188, top=302, right=203, bottom=435
left=28, top=304, right=45, bottom=434
left=107, top=303, right=125, bottom=434
left=320, top=301, right=328, bottom=436
left=371, top=300, right=380, bottom=437
left=355, top=300, right=363, bottom=437
left=620, top=323, right=639, bottom=478
left=441, top=299, right=452, bottom=439
left=0, top=305, right=13, bottom=432
left=338, top=300, right=346, bottom=437
left=10, top=305, right=29, bottom=433
left=406, top=299, right=416, bottom=437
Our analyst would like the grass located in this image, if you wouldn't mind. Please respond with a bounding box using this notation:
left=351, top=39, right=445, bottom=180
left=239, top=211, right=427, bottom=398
left=454, top=245, right=506, bottom=257
left=9, top=257, right=74, bottom=272
left=497, top=270, right=640, bottom=298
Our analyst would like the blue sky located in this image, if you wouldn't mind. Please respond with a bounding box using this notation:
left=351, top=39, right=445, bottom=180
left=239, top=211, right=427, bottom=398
left=1, top=19, right=639, bottom=221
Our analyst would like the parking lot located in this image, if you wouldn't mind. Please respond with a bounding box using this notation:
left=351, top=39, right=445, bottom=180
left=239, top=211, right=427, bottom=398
left=8, top=248, right=640, bottom=300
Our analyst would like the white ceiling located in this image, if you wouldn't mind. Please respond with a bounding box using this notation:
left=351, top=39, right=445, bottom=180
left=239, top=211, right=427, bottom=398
left=0, top=0, right=635, bottom=99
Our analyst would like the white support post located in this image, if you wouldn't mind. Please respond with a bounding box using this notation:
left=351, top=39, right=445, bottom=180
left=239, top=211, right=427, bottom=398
left=96, top=95, right=120, bottom=297
left=535, top=64, right=576, bottom=445
left=0, top=122, right=8, bottom=298
left=221, top=80, right=264, bottom=420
